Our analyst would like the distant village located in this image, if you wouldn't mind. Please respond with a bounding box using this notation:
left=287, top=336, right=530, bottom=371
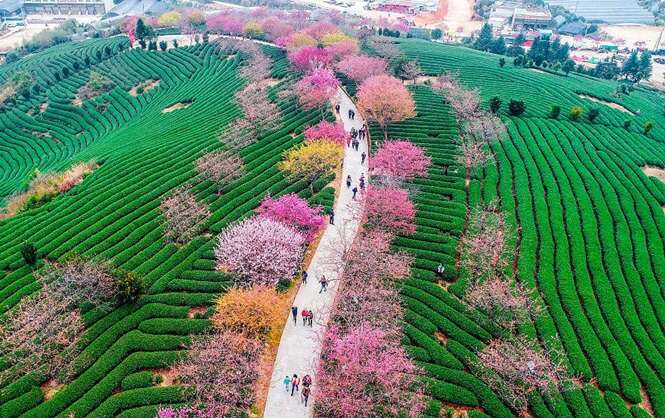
left=0, top=0, right=664, bottom=85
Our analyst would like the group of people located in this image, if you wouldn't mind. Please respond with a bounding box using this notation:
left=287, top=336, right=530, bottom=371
left=348, top=126, right=367, bottom=151
left=346, top=173, right=365, bottom=200
left=283, top=373, right=313, bottom=406
left=290, top=305, right=314, bottom=326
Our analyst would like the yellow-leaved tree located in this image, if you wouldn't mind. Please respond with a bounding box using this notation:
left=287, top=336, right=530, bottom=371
left=213, top=285, right=287, bottom=344
left=158, top=11, right=181, bottom=27
left=279, top=139, right=343, bottom=192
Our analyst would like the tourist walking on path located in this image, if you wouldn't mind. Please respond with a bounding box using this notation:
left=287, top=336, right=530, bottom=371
left=352, top=186, right=358, bottom=200
left=303, top=374, right=312, bottom=389
left=319, top=275, right=328, bottom=293
left=291, top=306, right=298, bottom=325
left=359, top=174, right=365, bottom=191
left=346, top=175, right=352, bottom=188
left=308, top=311, right=314, bottom=326
left=329, top=209, right=335, bottom=225
left=302, top=309, right=309, bottom=326
left=361, top=152, right=366, bottom=164
left=335, top=103, right=340, bottom=114
left=302, top=271, right=308, bottom=284
left=302, top=386, right=311, bottom=406
left=291, top=374, right=299, bottom=396
left=283, top=375, right=291, bottom=392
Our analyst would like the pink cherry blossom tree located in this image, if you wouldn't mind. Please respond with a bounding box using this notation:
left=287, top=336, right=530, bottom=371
left=324, top=39, right=359, bottom=61
left=332, top=230, right=413, bottom=334
left=304, top=120, right=349, bottom=145
left=316, top=323, right=426, bottom=418
left=37, top=256, right=117, bottom=310
left=335, top=55, right=388, bottom=83
left=303, top=21, right=338, bottom=40
left=256, top=193, right=325, bottom=242
left=371, top=140, right=431, bottom=180
left=465, top=276, right=541, bottom=330
left=459, top=205, right=510, bottom=283
left=0, top=285, right=84, bottom=385
left=475, top=337, right=570, bottom=412
left=260, top=17, right=294, bottom=41
left=195, top=150, right=245, bottom=194
left=356, top=74, right=416, bottom=140
left=295, top=68, right=340, bottom=111
left=206, top=13, right=245, bottom=35
left=288, top=46, right=333, bottom=72
left=160, top=185, right=210, bottom=244
left=364, top=186, right=416, bottom=235
left=174, top=331, right=263, bottom=417
left=215, top=216, right=306, bottom=286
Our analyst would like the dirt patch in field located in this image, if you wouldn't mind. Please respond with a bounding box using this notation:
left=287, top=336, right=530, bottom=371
left=71, top=97, right=83, bottom=107
left=152, top=368, right=177, bottom=386
left=578, top=94, right=634, bottom=115
left=642, top=165, right=665, bottom=182
left=640, top=385, right=654, bottom=417
left=187, top=306, right=208, bottom=319
left=40, top=379, right=64, bottom=401
left=435, top=330, right=449, bottom=345
left=162, top=100, right=193, bottom=113
left=129, top=79, right=161, bottom=96
left=40, top=101, right=48, bottom=113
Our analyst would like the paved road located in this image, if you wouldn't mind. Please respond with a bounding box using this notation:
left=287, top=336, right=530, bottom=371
left=262, top=88, right=368, bottom=418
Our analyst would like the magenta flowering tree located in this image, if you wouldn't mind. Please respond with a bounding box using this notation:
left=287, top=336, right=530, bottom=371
left=303, top=21, right=338, bottom=40
left=256, top=193, right=324, bottom=242
left=316, top=323, right=426, bottom=418
left=260, top=17, right=294, bottom=40
left=371, top=140, right=431, bottom=180
left=295, top=68, right=340, bottom=110
left=288, top=46, right=333, bottom=72
left=364, top=186, right=416, bottom=235
left=206, top=13, right=245, bottom=35
left=304, top=120, right=349, bottom=145
left=324, top=39, right=359, bottom=61
left=215, top=216, right=306, bottom=286
left=335, top=55, right=388, bottom=82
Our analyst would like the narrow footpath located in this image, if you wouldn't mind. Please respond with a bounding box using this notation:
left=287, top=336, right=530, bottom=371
left=263, top=88, right=368, bottom=417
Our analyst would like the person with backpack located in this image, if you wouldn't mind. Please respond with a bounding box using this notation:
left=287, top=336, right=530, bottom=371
left=283, top=375, right=291, bottom=392
left=352, top=186, right=358, bottom=200
left=291, top=306, right=298, bottom=325
left=302, top=270, right=308, bottom=284
left=302, top=374, right=312, bottom=388
left=302, top=386, right=311, bottom=406
left=308, top=310, right=314, bottom=326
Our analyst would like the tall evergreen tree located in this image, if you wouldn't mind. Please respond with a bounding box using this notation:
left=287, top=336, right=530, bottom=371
left=491, top=36, right=507, bottom=55
left=622, top=51, right=640, bottom=82
left=474, top=23, right=494, bottom=52
left=507, top=33, right=526, bottom=57
left=638, top=51, right=653, bottom=81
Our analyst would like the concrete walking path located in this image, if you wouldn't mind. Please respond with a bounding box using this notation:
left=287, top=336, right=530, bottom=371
left=262, top=88, right=368, bottom=417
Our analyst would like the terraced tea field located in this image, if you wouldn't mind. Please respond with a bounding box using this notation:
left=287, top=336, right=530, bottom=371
left=0, top=38, right=333, bottom=417
left=378, top=39, right=665, bottom=418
